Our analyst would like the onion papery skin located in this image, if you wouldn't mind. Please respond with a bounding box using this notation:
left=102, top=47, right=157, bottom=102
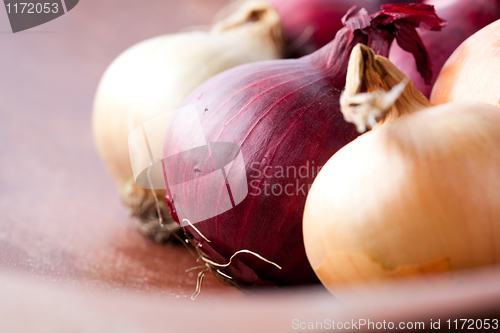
left=389, top=0, right=500, bottom=98
left=430, top=19, right=500, bottom=106
left=91, top=0, right=283, bottom=236
left=303, top=102, right=500, bottom=296
left=163, top=5, right=442, bottom=286
left=269, top=0, right=423, bottom=58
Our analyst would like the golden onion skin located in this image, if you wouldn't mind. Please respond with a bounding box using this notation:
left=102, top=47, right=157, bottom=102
left=303, top=102, right=500, bottom=295
left=431, top=19, right=500, bottom=106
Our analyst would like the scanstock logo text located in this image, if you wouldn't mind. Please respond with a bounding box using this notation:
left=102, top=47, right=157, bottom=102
left=3, top=0, right=79, bottom=33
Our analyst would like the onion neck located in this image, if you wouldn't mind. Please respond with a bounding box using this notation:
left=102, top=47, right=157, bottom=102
left=211, top=0, right=284, bottom=56
left=306, top=25, right=393, bottom=88
left=340, top=44, right=433, bottom=133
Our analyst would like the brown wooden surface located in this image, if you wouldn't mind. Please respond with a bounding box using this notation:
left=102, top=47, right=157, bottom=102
left=0, top=0, right=239, bottom=298
left=0, top=1, right=499, bottom=332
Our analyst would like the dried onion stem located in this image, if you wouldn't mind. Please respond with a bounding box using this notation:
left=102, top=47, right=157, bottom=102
left=341, top=44, right=433, bottom=133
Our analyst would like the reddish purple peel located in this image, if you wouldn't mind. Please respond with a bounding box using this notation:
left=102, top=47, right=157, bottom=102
left=163, top=5, right=439, bottom=287
left=372, top=4, right=445, bottom=84
left=269, top=0, right=425, bottom=58
left=389, top=0, right=500, bottom=97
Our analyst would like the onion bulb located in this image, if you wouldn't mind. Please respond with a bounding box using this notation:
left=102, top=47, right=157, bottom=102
left=92, top=0, right=283, bottom=241
left=430, top=18, right=500, bottom=106
left=303, top=44, right=500, bottom=296
left=163, top=5, right=442, bottom=286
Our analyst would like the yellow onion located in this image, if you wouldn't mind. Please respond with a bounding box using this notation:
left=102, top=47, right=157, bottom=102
left=92, top=0, right=283, bottom=241
left=430, top=19, right=500, bottom=106
left=303, top=44, right=500, bottom=296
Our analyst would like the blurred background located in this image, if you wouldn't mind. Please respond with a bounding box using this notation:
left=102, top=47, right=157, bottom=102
left=0, top=0, right=237, bottom=294
left=0, top=1, right=499, bottom=332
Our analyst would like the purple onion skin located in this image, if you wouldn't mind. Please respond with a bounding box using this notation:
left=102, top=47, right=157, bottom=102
left=389, top=0, right=500, bottom=98
left=164, top=5, right=441, bottom=287
left=269, top=0, right=423, bottom=57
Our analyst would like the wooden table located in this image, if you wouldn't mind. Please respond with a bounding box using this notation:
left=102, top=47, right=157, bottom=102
left=0, top=1, right=499, bottom=332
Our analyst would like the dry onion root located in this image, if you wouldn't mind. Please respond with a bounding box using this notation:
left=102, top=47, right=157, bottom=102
left=92, top=0, right=283, bottom=242
left=303, top=44, right=500, bottom=297
left=181, top=219, right=281, bottom=300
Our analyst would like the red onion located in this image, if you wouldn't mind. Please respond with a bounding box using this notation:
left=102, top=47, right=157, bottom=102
left=389, top=0, right=500, bottom=98
left=162, top=4, right=442, bottom=287
left=268, top=0, right=423, bottom=57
